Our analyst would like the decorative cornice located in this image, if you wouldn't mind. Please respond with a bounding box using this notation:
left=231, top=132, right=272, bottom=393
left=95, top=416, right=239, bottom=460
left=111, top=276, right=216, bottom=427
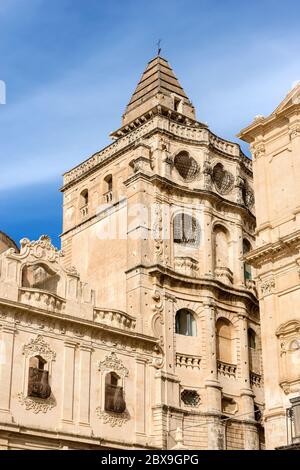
left=0, top=296, right=158, bottom=348
left=245, top=230, right=300, bottom=267
left=62, top=113, right=251, bottom=190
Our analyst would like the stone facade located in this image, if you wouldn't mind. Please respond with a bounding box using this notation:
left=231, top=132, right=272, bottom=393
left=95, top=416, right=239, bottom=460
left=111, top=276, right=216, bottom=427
left=0, top=56, right=264, bottom=450
left=239, top=83, right=300, bottom=449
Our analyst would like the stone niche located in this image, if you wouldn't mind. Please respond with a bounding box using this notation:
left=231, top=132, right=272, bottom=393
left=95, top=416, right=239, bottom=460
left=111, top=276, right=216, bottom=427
left=276, top=320, right=300, bottom=394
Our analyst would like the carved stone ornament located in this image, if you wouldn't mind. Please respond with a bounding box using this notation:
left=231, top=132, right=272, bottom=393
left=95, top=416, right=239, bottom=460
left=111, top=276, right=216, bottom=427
left=212, top=163, right=234, bottom=195
left=95, top=408, right=130, bottom=427
left=97, top=352, right=129, bottom=378
left=151, top=289, right=164, bottom=347
left=17, top=392, right=56, bottom=414
left=289, top=126, right=300, bottom=139
left=252, top=144, right=265, bottom=160
left=20, top=235, right=64, bottom=264
left=260, top=278, right=275, bottom=296
left=22, top=335, right=56, bottom=362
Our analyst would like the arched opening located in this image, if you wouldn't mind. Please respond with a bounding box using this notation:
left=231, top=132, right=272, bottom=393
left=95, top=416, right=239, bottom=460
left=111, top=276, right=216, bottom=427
left=174, top=151, right=200, bottom=181
left=80, top=189, right=88, bottom=207
left=174, top=96, right=182, bottom=113
left=175, top=309, right=197, bottom=336
left=173, top=213, right=201, bottom=248
left=80, top=189, right=89, bottom=217
left=28, top=355, right=51, bottom=399
left=214, top=226, right=230, bottom=269
left=104, top=175, right=113, bottom=203
left=243, top=239, right=252, bottom=282
left=105, top=372, right=126, bottom=413
left=248, top=328, right=256, bottom=349
left=22, top=263, right=60, bottom=295
left=216, top=318, right=235, bottom=364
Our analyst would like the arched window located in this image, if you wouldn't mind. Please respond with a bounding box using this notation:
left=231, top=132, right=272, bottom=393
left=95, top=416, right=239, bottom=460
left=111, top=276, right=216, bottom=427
left=28, top=355, right=51, bottom=399
left=104, top=174, right=113, bottom=203
left=174, top=96, right=182, bottom=113
left=175, top=309, right=196, bottom=336
left=248, top=328, right=256, bottom=349
left=216, top=318, right=235, bottom=364
left=214, top=226, right=229, bottom=268
left=105, top=372, right=126, bottom=413
left=243, top=239, right=252, bottom=282
left=80, top=189, right=89, bottom=217
left=80, top=189, right=88, bottom=207
left=173, top=213, right=200, bottom=247
left=22, top=263, right=60, bottom=295
left=174, top=151, right=200, bottom=181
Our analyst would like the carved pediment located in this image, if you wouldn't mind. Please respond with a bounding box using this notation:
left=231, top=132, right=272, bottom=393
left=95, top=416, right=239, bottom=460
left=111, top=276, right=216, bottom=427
left=272, top=83, right=300, bottom=115
left=276, top=320, right=300, bottom=337
left=22, top=335, right=56, bottom=362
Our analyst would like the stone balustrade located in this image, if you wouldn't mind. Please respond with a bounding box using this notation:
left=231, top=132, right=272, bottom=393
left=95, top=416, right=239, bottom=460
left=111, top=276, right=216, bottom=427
left=174, top=257, right=199, bottom=277
left=93, top=308, right=136, bottom=330
left=217, top=360, right=237, bottom=378
left=63, top=113, right=250, bottom=189
left=214, top=266, right=234, bottom=285
left=245, top=279, right=257, bottom=295
left=19, top=287, right=66, bottom=313
left=176, top=353, right=201, bottom=369
left=250, top=371, right=262, bottom=387
left=80, top=204, right=89, bottom=217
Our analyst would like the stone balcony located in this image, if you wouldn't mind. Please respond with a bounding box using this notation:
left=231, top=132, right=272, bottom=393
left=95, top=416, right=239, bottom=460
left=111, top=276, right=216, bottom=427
left=176, top=353, right=201, bottom=369
left=19, top=287, right=66, bottom=314
left=174, top=257, right=199, bottom=277
left=214, top=266, right=233, bottom=285
left=93, top=308, right=136, bottom=331
left=250, top=371, right=263, bottom=387
left=103, top=190, right=113, bottom=204
left=245, top=279, right=257, bottom=295
left=80, top=204, right=89, bottom=218
left=217, top=360, right=237, bottom=378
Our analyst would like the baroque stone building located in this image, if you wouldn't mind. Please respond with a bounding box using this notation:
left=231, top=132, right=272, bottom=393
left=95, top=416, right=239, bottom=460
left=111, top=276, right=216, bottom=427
left=239, top=83, right=300, bottom=449
left=0, top=56, right=264, bottom=450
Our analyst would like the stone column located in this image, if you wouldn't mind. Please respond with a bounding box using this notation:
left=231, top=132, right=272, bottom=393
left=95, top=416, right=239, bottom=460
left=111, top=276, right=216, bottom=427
left=60, top=340, right=77, bottom=429
left=135, top=357, right=147, bottom=442
left=204, top=300, right=223, bottom=449
left=202, top=207, right=213, bottom=277
left=235, top=222, right=245, bottom=287
left=238, top=314, right=258, bottom=450
left=78, top=344, right=92, bottom=431
left=0, top=325, right=15, bottom=423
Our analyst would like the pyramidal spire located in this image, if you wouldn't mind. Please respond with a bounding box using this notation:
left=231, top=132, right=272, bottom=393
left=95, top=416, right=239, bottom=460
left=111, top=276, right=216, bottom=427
left=122, top=55, right=196, bottom=125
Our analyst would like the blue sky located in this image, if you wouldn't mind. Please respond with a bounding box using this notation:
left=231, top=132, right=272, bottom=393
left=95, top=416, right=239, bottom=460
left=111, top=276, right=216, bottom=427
left=1, top=0, right=300, bottom=248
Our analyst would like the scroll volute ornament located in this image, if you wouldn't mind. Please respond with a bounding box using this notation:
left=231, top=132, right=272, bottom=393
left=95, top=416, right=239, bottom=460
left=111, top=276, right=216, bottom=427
left=212, top=163, right=234, bottom=195
left=28, top=367, right=51, bottom=399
